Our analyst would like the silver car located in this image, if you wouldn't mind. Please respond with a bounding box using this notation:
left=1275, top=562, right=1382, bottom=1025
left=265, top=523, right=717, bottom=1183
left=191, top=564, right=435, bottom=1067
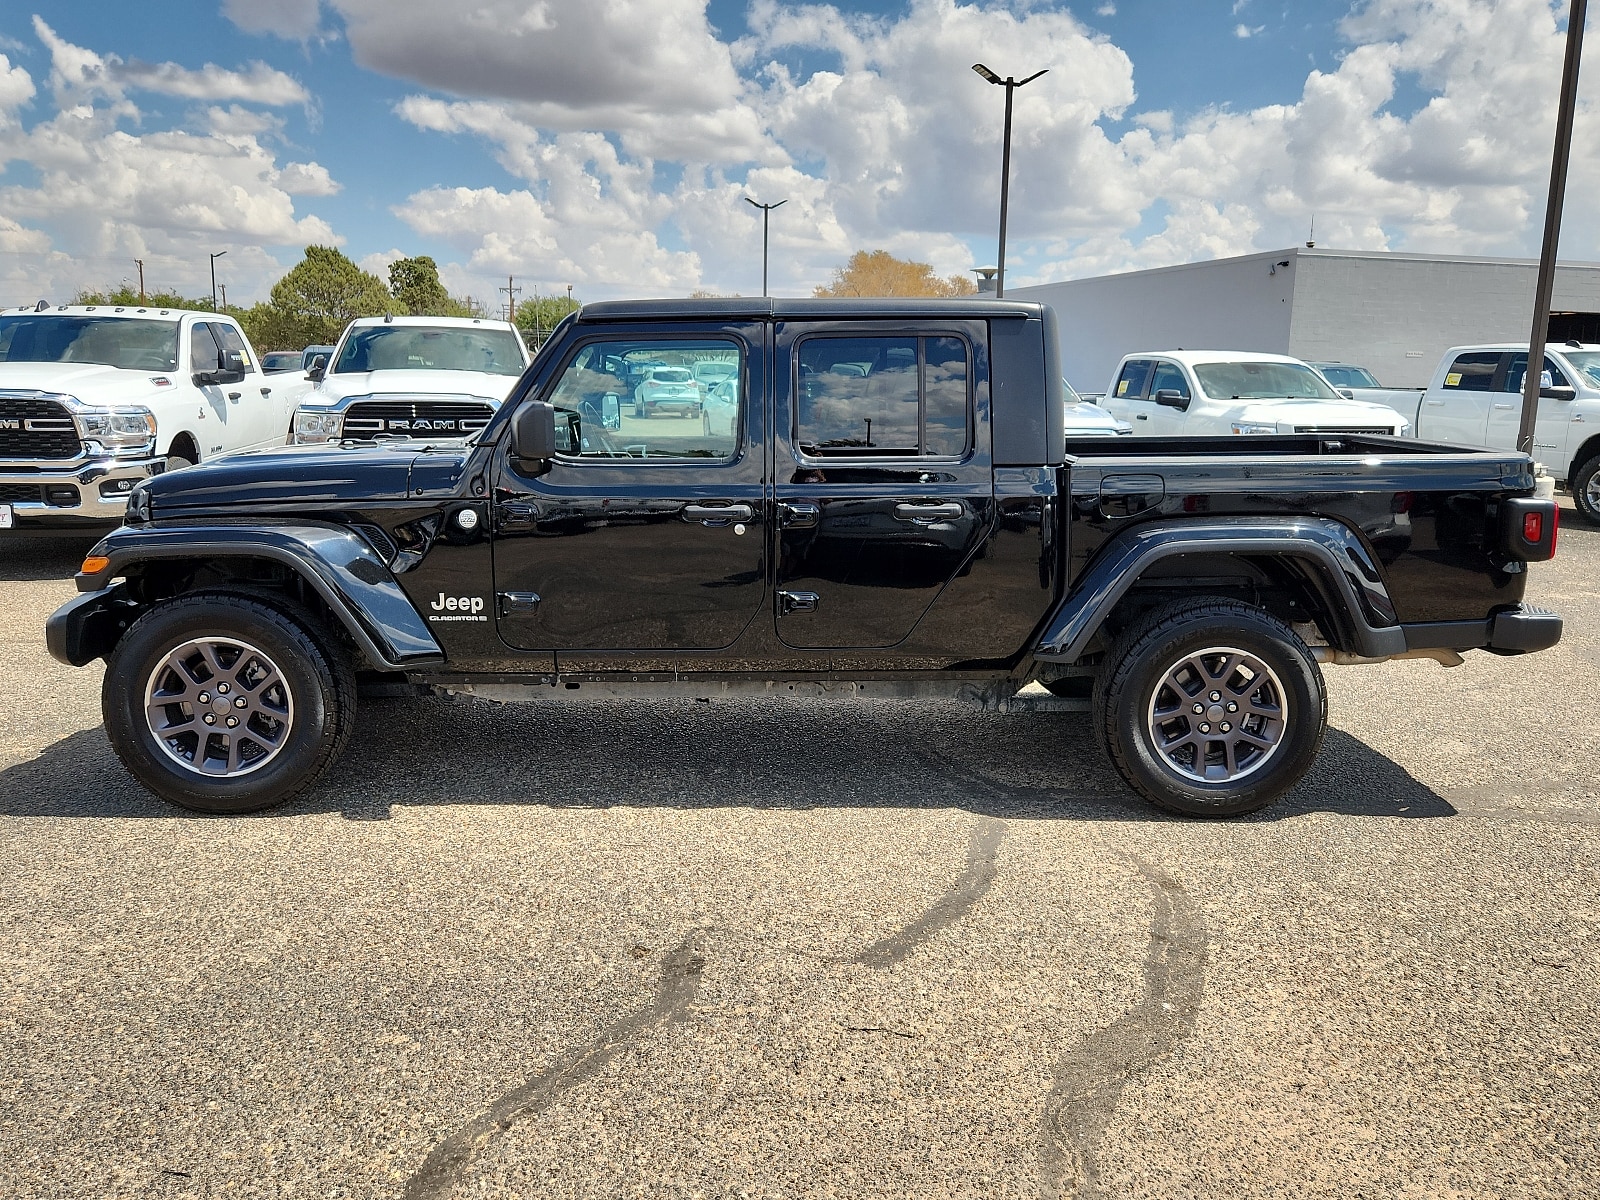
left=633, top=366, right=702, bottom=418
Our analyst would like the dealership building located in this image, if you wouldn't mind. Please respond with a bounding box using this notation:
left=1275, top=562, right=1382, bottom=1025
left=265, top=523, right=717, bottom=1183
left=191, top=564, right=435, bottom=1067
left=1008, top=246, right=1600, bottom=393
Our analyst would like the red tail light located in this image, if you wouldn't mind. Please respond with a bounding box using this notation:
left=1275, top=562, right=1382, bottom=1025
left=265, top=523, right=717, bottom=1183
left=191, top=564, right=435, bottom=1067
left=1552, top=504, right=1560, bottom=554
left=1523, top=511, right=1543, bottom=542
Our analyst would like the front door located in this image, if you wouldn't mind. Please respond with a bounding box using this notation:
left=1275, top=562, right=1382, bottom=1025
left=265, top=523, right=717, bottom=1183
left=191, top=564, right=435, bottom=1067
left=772, top=321, right=994, bottom=650
left=492, top=325, right=768, bottom=655
left=1485, top=352, right=1573, bottom=462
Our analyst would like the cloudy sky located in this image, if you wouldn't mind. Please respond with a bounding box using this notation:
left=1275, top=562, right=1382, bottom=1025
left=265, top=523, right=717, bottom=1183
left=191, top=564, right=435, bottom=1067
left=0, top=0, right=1595, bottom=308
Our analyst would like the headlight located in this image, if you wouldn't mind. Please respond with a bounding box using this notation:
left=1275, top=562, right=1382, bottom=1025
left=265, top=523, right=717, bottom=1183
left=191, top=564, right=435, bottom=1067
left=1397, top=421, right=1412, bottom=436
left=73, top=407, right=157, bottom=456
left=294, top=409, right=344, bottom=443
left=1230, top=421, right=1280, bottom=435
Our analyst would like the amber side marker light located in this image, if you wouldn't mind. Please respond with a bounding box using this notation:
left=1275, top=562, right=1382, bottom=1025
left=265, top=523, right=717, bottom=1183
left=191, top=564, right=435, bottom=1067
left=81, top=555, right=110, bottom=574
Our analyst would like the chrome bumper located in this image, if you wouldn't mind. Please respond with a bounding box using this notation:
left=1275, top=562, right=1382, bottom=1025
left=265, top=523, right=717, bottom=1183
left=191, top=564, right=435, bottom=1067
left=0, top=456, right=163, bottom=527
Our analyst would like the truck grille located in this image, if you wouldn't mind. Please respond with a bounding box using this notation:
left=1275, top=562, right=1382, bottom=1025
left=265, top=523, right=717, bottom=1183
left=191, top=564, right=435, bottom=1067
left=0, top=483, right=43, bottom=504
left=0, top=395, right=82, bottom=460
left=343, top=400, right=496, bottom=438
left=1294, top=425, right=1394, bottom=435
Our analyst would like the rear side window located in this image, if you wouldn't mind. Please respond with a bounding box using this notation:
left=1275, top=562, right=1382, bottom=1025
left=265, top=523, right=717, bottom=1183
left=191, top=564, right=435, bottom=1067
left=1114, top=359, right=1153, bottom=400
left=796, top=335, right=970, bottom=457
left=1441, top=352, right=1500, bottom=391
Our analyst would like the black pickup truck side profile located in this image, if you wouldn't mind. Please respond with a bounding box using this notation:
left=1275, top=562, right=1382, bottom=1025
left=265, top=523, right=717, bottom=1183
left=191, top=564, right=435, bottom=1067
left=47, top=299, right=1562, bottom=817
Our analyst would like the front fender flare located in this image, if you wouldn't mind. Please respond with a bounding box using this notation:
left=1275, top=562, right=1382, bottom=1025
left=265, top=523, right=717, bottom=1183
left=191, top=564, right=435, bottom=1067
left=64, top=520, right=444, bottom=670
left=1033, top=516, right=1404, bottom=662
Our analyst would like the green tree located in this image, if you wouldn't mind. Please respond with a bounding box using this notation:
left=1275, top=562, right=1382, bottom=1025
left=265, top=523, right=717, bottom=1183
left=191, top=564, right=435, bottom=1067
left=73, top=284, right=212, bottom=311
left=813, top=250, right=977, bottom=298
left=268, top=245, right=398, bottom=346
left=233, top=301, right=310, bottom=352
left=513, top=294, right=580, bottom=346
left=388, top=255, right=475, bottom=317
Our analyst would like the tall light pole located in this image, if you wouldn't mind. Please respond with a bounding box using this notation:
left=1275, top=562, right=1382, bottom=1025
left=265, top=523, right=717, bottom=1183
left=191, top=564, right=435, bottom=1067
left=1519, top=0, right=1588, bottom=456
left=745, top=197, right=786, bottom=295
left=972, top=64, right=1046, bottom=299
left=209, top=250, right=227, bottom=312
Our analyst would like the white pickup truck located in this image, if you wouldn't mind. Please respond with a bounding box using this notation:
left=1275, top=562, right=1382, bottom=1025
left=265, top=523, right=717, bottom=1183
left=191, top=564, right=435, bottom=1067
left=291, top=315, right=530, bottom=444
left=0, top=303, right=309, bottom=530
left=1349, top=342, right=1600, bottom=522
left=1099, top=350, right=1411, bottom=438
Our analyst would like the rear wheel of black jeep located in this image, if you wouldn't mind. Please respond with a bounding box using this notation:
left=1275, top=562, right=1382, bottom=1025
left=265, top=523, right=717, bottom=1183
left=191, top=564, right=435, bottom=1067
left=1570, top=454, right=1600, bottom=525
left=1093, top=598, right=1325, bottom=817
left=103, top=594, right=355, bottom=814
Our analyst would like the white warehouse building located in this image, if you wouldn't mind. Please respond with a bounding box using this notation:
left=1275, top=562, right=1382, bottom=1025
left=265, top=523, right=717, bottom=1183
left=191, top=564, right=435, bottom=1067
left=1009, top=246, right=1600, bottom=394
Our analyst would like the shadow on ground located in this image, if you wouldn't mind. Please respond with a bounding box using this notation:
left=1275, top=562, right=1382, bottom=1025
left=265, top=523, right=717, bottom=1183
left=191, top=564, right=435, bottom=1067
left=0, top=692, right=1456, bottom=823
left=0, top=533, right=101, bottom=583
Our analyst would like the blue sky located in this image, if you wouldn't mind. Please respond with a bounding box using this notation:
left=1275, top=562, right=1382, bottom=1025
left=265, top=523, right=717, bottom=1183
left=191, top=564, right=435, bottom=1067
left=0, top=1, right=1591, bottom=307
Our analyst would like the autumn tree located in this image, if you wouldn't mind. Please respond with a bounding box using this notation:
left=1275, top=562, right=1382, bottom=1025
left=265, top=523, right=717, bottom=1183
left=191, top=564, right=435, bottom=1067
left=813, top=250, right=977, bottom=298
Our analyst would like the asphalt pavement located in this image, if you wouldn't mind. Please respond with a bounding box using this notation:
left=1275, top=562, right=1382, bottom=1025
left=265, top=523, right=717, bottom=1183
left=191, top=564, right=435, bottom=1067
left=1, top=509, right=1596, bottom=1199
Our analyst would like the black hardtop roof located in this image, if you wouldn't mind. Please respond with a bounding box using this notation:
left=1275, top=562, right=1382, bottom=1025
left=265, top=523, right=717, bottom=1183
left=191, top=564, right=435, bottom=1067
left=577, top=296, right=1045, bottom=322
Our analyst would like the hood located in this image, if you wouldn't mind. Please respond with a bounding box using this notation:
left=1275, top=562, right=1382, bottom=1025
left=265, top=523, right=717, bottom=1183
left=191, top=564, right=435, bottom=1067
left=307, top=368, right=521, bottom=404
left=0, top=360, right=173, bottom=402
left=1232, top=397, right=1407, bottom=430
left=1064, top=401, right=1132, bottom=436
left=143, top=441, right=468, bottom=511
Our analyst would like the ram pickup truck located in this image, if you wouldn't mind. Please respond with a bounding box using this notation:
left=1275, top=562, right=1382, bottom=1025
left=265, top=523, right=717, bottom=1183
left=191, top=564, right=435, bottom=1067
left=1101, top=350, right=1411, bottom=437
left=0, top=304, right=310, bottom=529
left=291, top=315, right=529, bottom=445
left=47, top=299, right=1561, bottom=819
left=1309, top=361, right=1426, bottom=416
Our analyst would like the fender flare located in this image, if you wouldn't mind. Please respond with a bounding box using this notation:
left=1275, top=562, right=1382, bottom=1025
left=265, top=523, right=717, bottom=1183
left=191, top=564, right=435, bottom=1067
left=1032, top=516, right=1405, bottom=663
left=55, top=520, right=444, bottom=670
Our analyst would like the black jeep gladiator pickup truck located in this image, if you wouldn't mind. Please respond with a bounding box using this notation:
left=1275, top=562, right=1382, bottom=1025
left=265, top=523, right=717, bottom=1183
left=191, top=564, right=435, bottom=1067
left=47, top=298, right=1561, bottom=817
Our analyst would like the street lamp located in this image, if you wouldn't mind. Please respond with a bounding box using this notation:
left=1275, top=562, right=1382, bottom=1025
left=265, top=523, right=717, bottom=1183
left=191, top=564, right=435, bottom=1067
left=209, top=250, right=227, bottom=312
left=972, top=63, right=1046, bottom=299
left=1518, top=0, right=1588, bottom=456
left=745, top=197, right=787, bottom=296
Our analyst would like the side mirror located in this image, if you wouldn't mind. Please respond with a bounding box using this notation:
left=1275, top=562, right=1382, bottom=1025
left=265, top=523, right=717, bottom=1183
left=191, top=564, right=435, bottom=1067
left=1338, top=387, right=1355, bottom=400
left=1153, top=388, right=1190, bottom=410
left=307, top=355, right=327, bottom=382
left=510, top=401, right=559, bottom=463
left=1540, top=384, right=1577, bottom=401
left=218, top=349, right=247, bottom=384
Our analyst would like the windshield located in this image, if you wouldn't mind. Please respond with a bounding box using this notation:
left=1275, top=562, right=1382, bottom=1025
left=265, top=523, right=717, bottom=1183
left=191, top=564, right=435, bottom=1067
left=1562, top=351, right=1600, bottom=388
left=333, top=326, right=524, bottom=376
left=0, top=315, right=180, bottom=372
left=1316, top=364, right=1380, bottom=388
left=1193, top=361, right=1341, bottom=400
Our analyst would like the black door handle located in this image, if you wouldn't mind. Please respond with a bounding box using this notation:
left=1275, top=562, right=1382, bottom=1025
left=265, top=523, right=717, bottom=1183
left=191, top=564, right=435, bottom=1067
left=893, top=502, right=964, bottom=522
left=260, top=387, right=272, bottom=396
left=227, top=391, right=241, bottom=401
left=498, top=500, right=538, bottom=526
left=683, top=503, right=754, bottom=523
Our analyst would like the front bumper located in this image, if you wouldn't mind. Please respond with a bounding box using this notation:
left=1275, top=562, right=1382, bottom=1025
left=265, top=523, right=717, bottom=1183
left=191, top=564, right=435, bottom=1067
left=0, top=455, right=163, bottom=528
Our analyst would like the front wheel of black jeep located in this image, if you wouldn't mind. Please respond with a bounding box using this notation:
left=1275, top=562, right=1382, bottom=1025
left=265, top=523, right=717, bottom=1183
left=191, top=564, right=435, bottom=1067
left=1093, top=598, right=1326, bottom=817
left=103, top=594, right=355, bottom=814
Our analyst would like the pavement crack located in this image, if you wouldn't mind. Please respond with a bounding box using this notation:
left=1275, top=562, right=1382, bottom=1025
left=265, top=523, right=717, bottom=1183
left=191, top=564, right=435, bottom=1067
left=852, top=816, right=1006, bottom=968
left=1038, top=858, right=1207, bottom=1200
left=403, top=932, right=706, bottom=1200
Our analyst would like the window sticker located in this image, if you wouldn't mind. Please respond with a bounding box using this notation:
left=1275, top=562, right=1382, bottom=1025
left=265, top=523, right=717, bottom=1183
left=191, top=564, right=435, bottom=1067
left=1444, top=372, right=1462, bottom=387
left=1117, top=379, right=1129, bottom=395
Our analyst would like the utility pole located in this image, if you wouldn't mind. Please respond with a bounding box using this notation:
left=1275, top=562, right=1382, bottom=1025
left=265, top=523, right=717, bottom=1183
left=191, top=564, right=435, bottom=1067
left=1519, top=0, right=1589, bottom=457
left=972, top=64, right=1047, bottom=298
left=499, top=275, right=521, bottom=324
left=134, top=259, right=145, bottom=303
left=219, top=283, right=227, bottom=311
left=209, top=250, right=227, bottom=312
left=745, top=197, right=786, bottom=295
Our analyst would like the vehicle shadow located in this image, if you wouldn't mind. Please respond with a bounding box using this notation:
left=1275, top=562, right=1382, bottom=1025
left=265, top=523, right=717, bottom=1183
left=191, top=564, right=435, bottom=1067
left=0, top=696, right=1456, bottom=823
left=0, top=534, right=100, bottom=582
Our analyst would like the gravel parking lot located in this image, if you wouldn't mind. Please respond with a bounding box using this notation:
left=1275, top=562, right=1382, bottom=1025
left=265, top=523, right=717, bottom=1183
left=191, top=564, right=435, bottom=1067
left=3, top=510, right=1597, bottom=1199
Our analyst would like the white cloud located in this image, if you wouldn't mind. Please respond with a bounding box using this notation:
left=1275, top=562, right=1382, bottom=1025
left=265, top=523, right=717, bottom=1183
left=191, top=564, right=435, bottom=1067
left=1096, top=3, right=1116, bottom=14
left=221, top=0, right=329, bottom=42
left=1234, top=23, right=1265, bottom=38
left=276, top=161, right=341, bottom=196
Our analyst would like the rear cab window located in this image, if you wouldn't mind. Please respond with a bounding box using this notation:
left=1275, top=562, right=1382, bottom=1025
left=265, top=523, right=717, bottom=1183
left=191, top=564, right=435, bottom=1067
left=1441, top=352, right=1502, bottom=391
left=1114, top=359, right=1154, bottom=401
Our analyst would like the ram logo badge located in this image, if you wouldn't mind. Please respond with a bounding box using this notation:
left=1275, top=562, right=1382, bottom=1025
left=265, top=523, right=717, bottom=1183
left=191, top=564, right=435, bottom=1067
left=428, top=594, right=488, bottom=623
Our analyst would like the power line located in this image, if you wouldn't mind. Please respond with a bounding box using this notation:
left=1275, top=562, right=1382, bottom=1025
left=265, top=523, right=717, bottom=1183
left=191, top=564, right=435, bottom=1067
left=499, top=275, right=521, bottom=323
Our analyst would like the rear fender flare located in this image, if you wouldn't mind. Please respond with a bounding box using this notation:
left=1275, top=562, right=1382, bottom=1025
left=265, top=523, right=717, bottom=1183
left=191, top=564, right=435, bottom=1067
left=61, top=521, right=443, bottom=670
left=1032, top=516, right=1404, bottom=663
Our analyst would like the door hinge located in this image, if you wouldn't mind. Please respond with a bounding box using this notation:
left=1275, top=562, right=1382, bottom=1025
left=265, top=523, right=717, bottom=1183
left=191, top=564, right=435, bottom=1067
left=778, top=589, right=820, bottom=615
left=498, top=591, right=542, bottom=616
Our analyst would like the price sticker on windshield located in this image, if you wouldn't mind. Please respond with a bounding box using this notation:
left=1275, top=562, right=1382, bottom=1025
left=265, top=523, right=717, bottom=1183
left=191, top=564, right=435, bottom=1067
left=1116, top=379, right=1129, bottom=395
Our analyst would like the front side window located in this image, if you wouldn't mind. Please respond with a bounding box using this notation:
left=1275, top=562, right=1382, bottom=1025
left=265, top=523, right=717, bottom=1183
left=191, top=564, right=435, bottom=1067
left=1149, top=361, right=1190, bottom=399
left=1192, top=361, right=1340, bottom=400
left=796, top=335, right=970, bottom=457
left=334, top=326, right=525, bottom=375
left=1505, top=354, right=1568, bottom=393
left=1441, top=352, right=1501, bottom=391
left=0, top=315, right=179, bottom=372
left=545, top=338, right=742, bottom=461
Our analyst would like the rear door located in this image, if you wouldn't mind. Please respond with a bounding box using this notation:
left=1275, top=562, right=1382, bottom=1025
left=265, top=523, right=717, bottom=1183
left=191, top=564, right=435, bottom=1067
left=1104, top=358, right=1152, bottom=429
left=772, top=320, right=993, bottom=650
left=491, top=323, right=768, bottom=660
left=1420, top=351, right=1502, bottom=444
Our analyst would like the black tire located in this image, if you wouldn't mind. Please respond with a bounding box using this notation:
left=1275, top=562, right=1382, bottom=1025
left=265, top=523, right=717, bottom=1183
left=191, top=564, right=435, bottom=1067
left=634, top=400, right=647, bottom=419
left=1093, top=598, right=1325, bottom=817
left=1570, top=455, right=1600, bottom=524
left=102, top=593, right=356, bottom=814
